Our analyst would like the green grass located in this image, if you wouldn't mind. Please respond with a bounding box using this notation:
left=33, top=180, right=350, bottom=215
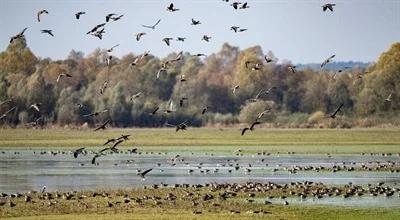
left=1, top=186, right=399, bottom=220
left=5, top=207, right=400, bottom=220
left=0, top=128, right=399, bottom=154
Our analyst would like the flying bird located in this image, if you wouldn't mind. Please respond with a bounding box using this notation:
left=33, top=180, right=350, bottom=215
left=167, top=3, right=179, bottom=12
left=191, top=18, right=201, bottom=25
left=10, top=27, right=28, bottom=43
left=0, top=106, right=16, bottom=120
left=202, top=106, right=209, bottom=114
left=110, top=14, right=123, bottom=21
left=240, top=2, right=250, bottom=9
left=100, top=81, right=108, bottom=94
left=149, top=106, right=160, bottom=116
left=202, top=35, right=211, bottom=42
left=156, top=68, right=167, bottom=79
left=179, top=97, right=188, bottom=107
left=94, top=119, right=110, bottom=131
left=385, top=92, right=393, bottom=102
left=177, top=37, right=186, bottom=42
left=163, top=37, right=173, bottom=46
left=105, top=13, right=117, bottom=22
left=138, top=168, right=153, bottom=179
left=321, top=55, right=335, bottom=68
left=142, top=19, right=161, bottom=29
left=107, top=44, right=120, bottom=52
left=288, top=65, right=297, bottom=73
left=329, top=103, right=344, bottom=119
left=264, top=55, right=274, bottom=63
left=29, top=103, right=41, bottom=112
left=249, top=121, right=261, bottom=130
left=257, top=109, right=271, bottom=120
left=0, top=99, right=12, bottom=106
left=322, top=3, right=336, bottom=12
left=103, top=138, right=116, bottom=146
left=131, top=91, right=143, bottom=101
left=231, top=2, right=242, bottom=9
left=83, top=109, right=108, bottom=117
left=232, top=85, right=239, bottom=95
left=86, top=23, right=106, bottom=34
left=75, top=11, right=85, bottom=19
left=56, top=73, right=72, bottom=82
left=136, top=32, right=146, bottom=41
left=40, top=29, right=54, bottom=37
left=241, top=127, right=250, bottom=136
left=73, top=147, right=85, bottom=158
left=37, top=9, right=49, bottom=22
left=91, top=153, right=105, bottom=165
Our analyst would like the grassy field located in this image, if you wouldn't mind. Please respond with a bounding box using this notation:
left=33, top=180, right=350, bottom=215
left=5, top=207, right=400, bottom=220
left=2, top=186, right=399, bottom=220
left=0, top=128, right=399, bottom=154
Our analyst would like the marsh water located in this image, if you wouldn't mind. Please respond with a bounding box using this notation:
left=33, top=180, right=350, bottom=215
left=1, top=149, right=400, bottom=207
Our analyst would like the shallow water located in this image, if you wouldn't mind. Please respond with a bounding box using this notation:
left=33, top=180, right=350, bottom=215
left=1, top=149, right=399, bottom=196
left=252, top=196, right=400, bottom=208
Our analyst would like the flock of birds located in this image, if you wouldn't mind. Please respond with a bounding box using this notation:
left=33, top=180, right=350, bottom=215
left=1, top=1, right=398, bottom=199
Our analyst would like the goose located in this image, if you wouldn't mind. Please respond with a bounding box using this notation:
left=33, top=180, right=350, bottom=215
left=94, top=119, right=110, bottom=131
left=163, top=37, right=173, bottom=46
left=149, top=106, right=160, bottom=116
left=10, top=27, right=28, bottom=43
left=136, top=32, right=146, bottom=41
left=83, top=109, right=108, bottom=117
left=40, top=29, right=54, bottom=37
left=56, top=73, right=72, bottom=82
left=322, top=3, right=336, bottom=12
left=110, top=14, right=123, bottom=21
left=142, top=19, right=161, bottom=29
left=86, top=23, right=106, bottom=34
left=329, top=103, right=344, bottom=119
left=202, top=106, right=209, bottom=114
left=321, top=55, right=335, bottom=68
left=138, top=168, right=153, bottom=179
left=232, top=85, right=239, bottom=95
left=202, top=35, right=211, bottom=42
left=177, top=37, right=186, bottom=42
left=385, top=92, right=393, bottom=102
left=73, top=147, right=85, bottom=158
left=107, top=44, right=119, bottom=52
left=191, top=18, right=201, bottom=25
left=240, top=2, right=249, bottom=9
left=29, top=103, right=41, bottom=112
left=75, top=11, right=85, bottom=19
left=231, top=2, right=242, bottom=9
left=0, top=106, right=17, bottom=120
left=288, top=65, right=296, bottom=73
left=167, top=3, right=179, bottom=12
left=156, top=68, right=167, bottom=79
left=105, top=13, right=117, bottom=22
left=131, top=91, right=143, bottom=100
left=37, top=9, right=49, bottom=22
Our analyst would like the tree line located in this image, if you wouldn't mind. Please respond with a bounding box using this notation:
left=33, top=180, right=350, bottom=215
left=0, top=38, right=399, bottom=128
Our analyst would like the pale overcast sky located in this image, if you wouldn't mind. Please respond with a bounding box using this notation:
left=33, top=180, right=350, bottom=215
left=1, top=0, right=399, bottom=63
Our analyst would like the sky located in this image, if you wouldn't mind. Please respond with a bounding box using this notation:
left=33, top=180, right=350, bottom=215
left=0, top=0, right=399, bottom=63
